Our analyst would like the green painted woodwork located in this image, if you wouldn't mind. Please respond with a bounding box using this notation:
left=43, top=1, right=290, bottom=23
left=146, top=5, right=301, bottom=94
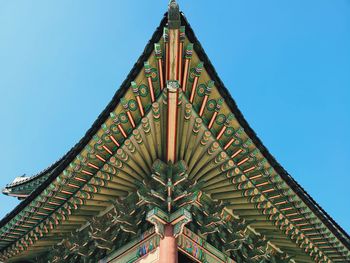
left=178, top=227, right=235, bottom=263
left=100, top=228, right=159, bottom=263
left=1, top=2, right=349, bottom=263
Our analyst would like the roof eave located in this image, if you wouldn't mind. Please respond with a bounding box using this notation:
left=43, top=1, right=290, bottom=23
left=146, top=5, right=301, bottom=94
left=179, top=11, right=350, bottom=250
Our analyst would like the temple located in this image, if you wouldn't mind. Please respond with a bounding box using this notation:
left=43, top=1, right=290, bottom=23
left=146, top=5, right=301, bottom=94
left=1, top=1, right=349, bottom=262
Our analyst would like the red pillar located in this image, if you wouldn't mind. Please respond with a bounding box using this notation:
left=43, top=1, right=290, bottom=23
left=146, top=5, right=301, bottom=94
left=159, top=224, right=178, bottom=263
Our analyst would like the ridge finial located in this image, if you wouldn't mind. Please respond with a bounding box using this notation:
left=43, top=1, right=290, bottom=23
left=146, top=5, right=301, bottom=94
left=168, top=0, right=181, bottom=29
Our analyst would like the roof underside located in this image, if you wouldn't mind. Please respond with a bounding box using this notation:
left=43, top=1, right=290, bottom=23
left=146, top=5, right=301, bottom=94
left=0, top=9, right=349, bottom=263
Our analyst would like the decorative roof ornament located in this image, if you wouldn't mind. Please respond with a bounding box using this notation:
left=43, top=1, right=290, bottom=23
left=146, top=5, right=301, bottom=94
left=168, top=0, right=181, bottom=29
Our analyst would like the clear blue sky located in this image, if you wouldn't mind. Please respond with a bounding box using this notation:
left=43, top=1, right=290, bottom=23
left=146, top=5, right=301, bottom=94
left=0, top=0, right=349, bottom=235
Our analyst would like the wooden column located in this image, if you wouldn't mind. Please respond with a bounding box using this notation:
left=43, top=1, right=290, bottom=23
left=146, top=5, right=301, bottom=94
left=159, top=224, right=178, bottom=263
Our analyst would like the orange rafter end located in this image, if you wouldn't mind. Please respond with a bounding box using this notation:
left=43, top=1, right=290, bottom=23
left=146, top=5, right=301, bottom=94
left=249, top=174, right=262, bottom=180
left=48, top=201, right=60, bottom=206
left=237, top=157, right=248, bottom=166
left=189, top=77, right=198, bottom=103
left=118, top=124, right=127, bottom=138
left=110, top=135, right=120, bottom=147
left=95, top=154, right=106, bottom=162
left=216, top=126, right=226, bottom=140
left=82, top=170, right=93, bottom=176
left=243, top=166, right=255, bottom=173
left=55, top=196, right=67, bottom=201
left=224, top=138, right=235, bottom=150
left=262, top=188, right=274, bottom=194
left=199, top=95, right=208, bottom=117
left=136, top=96, right=144, bottom=117
left=127, top=111, right=136, bottom=128
left=158, top=59, right=164, bottom=90
left=208, top=112, right=217, bottom=129
left=148, top=78, right=155, bottom=102
left=102, top=145, right=113, bottom=155
left=74, top=176, right=87, bottom=182
left=178, top=42, right=183, bottom=83
left=231, top=149, right=243, bottom=158
left=88, top=162, right=99, bottom=170
left=67, top=183, right=79, bottom=189
left=182, top=59, right=189, bottom=92
left=61, top=190, right=73, bottom=195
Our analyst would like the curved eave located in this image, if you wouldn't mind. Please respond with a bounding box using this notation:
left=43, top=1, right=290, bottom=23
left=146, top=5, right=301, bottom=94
left=3, top=157, right=63, bottom=190
left=0, top=13, right=168, bottom=230
left=2, top=160, right=63, bottom=199
left=0, top=9, right=348, bottom=259
left=179, top=13, right=350, bottom=250
left=2, top=189, right=29, bottom=200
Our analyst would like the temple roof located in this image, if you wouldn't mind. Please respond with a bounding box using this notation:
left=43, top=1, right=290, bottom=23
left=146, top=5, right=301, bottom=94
left=1, top=3, right=349, bottom=262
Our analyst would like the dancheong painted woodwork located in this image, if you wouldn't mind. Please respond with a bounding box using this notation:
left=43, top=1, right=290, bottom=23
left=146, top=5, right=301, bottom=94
left=1, top=1, right=349, bottom=262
